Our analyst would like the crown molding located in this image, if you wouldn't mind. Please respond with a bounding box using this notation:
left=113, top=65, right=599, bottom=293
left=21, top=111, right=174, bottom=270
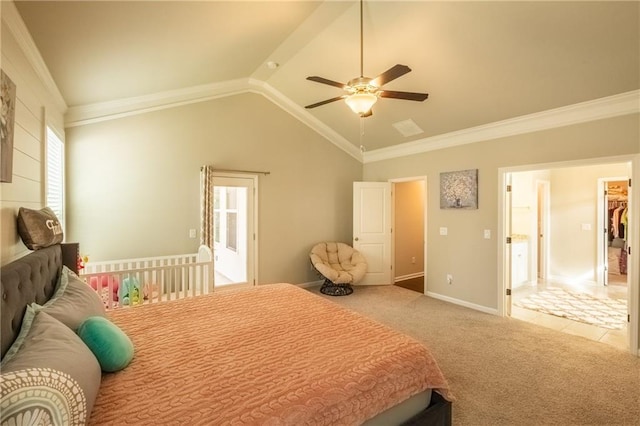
left=63, top=74, right=638, bottom=166
left=250, top=79, right=362, bottom=161
left=363, top=90, right=640, bottom=164
left=3, top=1, right=67, bottom=111
left=65, top=78, right=250, bottom=127
left=65, top=77, right=363, bottom=162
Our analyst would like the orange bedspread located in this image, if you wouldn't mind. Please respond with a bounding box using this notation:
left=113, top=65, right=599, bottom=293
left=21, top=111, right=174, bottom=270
left=90, top=284, right=449, bottom=425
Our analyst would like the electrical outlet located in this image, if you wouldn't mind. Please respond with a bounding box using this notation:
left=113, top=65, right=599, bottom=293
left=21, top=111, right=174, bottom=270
left=411, top=256, right=416, bottom=264
left=447, top=274, right=453, bottom=285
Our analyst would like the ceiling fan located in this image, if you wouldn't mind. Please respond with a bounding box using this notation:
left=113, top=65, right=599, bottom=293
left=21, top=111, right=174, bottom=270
left=305, top=0, right=429, bottom=117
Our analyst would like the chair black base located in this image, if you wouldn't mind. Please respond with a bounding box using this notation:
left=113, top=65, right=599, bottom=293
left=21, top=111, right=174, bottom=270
left=320, top=280, right=353, bottom=296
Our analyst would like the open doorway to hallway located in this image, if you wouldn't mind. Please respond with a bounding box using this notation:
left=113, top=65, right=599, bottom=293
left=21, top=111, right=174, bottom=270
left=392, top=178, right=426, bottom=294
left=506, top=162, right=630, bottom=351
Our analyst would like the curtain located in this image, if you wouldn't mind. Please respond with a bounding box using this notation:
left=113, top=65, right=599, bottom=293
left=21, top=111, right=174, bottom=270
left=200, top=165, right=214, bottom=249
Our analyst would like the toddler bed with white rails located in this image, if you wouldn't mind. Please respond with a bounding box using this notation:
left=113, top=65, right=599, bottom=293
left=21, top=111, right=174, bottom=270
left=80, top=245, right=214, bottom=308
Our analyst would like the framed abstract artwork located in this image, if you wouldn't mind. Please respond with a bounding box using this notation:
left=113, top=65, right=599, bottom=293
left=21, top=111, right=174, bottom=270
left=1, top=70, right=16, bottom=183
left=440, top=169, right=478, bottom=209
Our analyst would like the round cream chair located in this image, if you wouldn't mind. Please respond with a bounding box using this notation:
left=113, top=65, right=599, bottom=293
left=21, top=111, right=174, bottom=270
left=309, top=242, right=367, bottom=296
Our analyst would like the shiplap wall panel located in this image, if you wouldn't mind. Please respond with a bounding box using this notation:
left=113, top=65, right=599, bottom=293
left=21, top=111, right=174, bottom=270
left=12, top=150, right=41, bottom=182
left=0, top=201, right=31, bottom=257
left=15, top=97, right=42, bottom=141
left=0, top=16, right=65, bottom=265
left=1, top=175, right=40, bottom=203
left=13, top=123, right=41, bottom=161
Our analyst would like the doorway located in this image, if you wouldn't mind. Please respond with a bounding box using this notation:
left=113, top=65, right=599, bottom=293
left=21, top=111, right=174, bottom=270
left=600, top=178, right=629, bottom=286
left=212, top=174, right=257, bottom=289
left=391, top=178, right=426, bottom=294
left=500, top=159, right=636, bottom=354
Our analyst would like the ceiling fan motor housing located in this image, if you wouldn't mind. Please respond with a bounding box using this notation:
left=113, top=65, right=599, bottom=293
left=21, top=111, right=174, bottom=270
left=347, top=76, right=379, bottom=95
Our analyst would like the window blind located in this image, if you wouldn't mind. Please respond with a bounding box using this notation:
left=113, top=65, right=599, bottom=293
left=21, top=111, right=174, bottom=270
left=46, top=127, right=64, bottom=225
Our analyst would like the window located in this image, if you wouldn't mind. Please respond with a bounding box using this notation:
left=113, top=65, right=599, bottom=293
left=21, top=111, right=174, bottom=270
left=226, top=212, right=237, bottom=251
left=212, top=186, right=239, bottom=252
left=46, top=127, right=64, bottom=226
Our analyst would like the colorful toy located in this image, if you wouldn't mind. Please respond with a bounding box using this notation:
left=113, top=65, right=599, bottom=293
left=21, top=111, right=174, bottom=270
left=119, top=277, right=141, bottom=305
left=90, top=275, right=119, bottom=306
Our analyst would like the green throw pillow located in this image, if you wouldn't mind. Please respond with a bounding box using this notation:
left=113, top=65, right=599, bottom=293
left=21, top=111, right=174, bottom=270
left=77, top=316, right=134, bottom=373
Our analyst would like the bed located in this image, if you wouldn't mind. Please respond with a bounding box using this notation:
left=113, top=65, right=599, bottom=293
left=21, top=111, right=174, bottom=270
left=1, top=244, right=452, bottom=425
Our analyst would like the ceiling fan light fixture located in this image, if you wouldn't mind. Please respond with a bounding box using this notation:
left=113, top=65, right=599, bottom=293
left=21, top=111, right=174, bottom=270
left=345, top=92, right=378, bottom=115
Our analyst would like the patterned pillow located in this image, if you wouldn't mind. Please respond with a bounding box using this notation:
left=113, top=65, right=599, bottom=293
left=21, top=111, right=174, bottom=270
left=0, top=368, right=87, bottom=426
left=1, top=309, right=101, bottom=418
left=17, top=207, right=64, bottom=250
left=37, top=266, right=106, bottom=331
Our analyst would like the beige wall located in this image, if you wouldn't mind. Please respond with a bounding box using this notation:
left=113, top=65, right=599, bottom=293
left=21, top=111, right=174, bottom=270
left=0, top=8, right=66, bottom=265
left=65, top=92, right=362, bottom=284
left=363, top=113, right=639, bottom=310
left=548, top=162, right=629, bottom=282
left=394, top=180, right=424, bottom=278
left=511, top=170, right=550, bottom=236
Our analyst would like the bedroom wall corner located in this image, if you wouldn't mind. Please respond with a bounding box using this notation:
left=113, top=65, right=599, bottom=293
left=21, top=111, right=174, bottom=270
left=65, top=92, right=363, bottom=285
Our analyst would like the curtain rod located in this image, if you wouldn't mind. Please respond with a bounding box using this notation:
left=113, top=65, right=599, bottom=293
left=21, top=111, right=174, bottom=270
left=201, top=167, right=270, bottom=176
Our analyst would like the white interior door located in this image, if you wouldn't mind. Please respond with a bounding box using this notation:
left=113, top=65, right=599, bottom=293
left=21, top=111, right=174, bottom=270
left=212, top=175, right=256, bottom=289
left=353, top=182, right=392, bottom=285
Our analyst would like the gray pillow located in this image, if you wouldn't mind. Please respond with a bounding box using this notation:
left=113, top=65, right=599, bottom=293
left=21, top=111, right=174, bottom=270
left=0, top=307, right=102, bottom=419
left=17, top=207, right=64, bottom=250
left=37, top=266, right=106, bottom=331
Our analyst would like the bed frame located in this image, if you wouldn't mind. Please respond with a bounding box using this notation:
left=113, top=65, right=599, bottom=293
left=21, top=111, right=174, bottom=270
left=0, top=245, right=451, bottom=425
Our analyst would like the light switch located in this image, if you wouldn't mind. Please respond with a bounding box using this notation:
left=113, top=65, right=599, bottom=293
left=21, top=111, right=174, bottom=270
left=581, top=223, right=592, bottom=231
left=484, top=229, right=491, bottom=239
left=189, top=229, right=197, bottom=238
left=439, top=227, right=448, bottom=236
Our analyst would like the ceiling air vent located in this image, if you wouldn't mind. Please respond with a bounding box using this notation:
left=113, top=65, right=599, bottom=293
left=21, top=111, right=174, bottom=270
left=392, top=119, right=424, bottom=137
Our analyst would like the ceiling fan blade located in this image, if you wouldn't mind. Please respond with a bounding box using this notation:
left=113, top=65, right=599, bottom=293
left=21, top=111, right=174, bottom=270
left=379, top=90, right=429, bottom=102
left=371, top=64, right=412, bottom=87
left=306, top=76, right=347, bottom=89
left=305, top=95, right=347, bottom=109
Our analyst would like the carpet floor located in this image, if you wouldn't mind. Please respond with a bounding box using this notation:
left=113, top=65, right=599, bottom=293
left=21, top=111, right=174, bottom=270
left=311, top=285, right=640, bottom=426
left=514, top=287, right=627, bottom=330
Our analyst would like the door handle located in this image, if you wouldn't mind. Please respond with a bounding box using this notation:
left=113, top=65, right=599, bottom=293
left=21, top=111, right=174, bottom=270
left=354, top=237, right=359, bottom=241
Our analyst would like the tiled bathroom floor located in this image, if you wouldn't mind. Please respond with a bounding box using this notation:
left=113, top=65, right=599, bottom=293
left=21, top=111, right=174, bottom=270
left=511, top=278, right=628, bottom=351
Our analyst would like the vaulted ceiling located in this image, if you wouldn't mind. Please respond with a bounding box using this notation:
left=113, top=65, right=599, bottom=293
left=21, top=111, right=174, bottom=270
left=13, top=1, right=640, bottom=157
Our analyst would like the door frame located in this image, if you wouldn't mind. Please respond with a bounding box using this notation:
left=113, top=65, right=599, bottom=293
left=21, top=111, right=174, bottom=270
left=498, top=155, right=638, bottom=356
left=597, top=176, right=629, bottom=286
left=535, top=180, right=550, bottom=282
left=389, top=176, right=428, bottom=293
left=212, top=172, right=259, bottom=289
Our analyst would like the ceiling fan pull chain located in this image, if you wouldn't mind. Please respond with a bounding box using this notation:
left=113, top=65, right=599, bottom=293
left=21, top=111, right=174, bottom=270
left=359, top=117, right=366, bottom=153
left=360, top=0, right=364, bottom=78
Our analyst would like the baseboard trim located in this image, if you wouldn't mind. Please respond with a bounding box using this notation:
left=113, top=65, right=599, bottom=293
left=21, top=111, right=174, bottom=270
left=426, top=291, right=499, bottom=316
left=395, top=272, right=424, bottom=283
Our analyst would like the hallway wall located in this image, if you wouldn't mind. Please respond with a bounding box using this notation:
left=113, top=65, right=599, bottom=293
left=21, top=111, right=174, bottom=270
left=548, top=162, right=629, bottom=283
left=394, top=180, right=425, bottom=279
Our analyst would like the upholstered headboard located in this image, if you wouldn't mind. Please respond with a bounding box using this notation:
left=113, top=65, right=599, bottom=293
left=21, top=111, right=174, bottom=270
left=0, top=245, right=63, bottom=358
